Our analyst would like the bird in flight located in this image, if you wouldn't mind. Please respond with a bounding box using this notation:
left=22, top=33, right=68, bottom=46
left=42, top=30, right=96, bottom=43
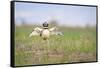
left=29, top=22, right=63, bottom=40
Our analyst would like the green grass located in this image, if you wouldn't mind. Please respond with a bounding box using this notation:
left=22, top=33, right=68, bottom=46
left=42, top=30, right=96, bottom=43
left=15, top=25, right=97, bottom=66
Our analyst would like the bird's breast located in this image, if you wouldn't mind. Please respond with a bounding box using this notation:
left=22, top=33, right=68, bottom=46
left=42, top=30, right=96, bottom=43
left=41, top=29, right=50, bottom=39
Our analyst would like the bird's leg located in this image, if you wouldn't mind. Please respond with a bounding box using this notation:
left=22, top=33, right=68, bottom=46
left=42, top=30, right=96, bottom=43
left=46, top=39, right=49, bottom=46
left=42, top=39, right=50, bottom=52
left=46, top=39, right=50, bottom=52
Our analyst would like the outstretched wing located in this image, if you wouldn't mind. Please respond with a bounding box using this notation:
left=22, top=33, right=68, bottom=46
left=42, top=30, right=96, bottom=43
left=49, top=27, right=63, bottom=36
left=50, top=31, right=63, bottom=36
left=29, top=27, right=43, bottom=37
left=49, top=27, right=57, bottom=32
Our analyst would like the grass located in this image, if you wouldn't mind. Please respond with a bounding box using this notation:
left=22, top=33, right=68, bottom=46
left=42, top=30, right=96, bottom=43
left=15, top=25, right=97, bottom=66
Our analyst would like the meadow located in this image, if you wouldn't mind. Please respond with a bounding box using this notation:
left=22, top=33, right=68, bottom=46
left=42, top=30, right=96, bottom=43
left=15, top=25, right=97, bottom=66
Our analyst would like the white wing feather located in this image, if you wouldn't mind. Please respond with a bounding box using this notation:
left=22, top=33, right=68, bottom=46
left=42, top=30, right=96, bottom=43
left=50, top=31, right=63, bottom=36
left=49, top=27, right=63, bottom=36
left=34, top=27, right=43, bottom=32
left=29, top=27, right=43, bottom=37
left=49, top=27, right=57, bottom=32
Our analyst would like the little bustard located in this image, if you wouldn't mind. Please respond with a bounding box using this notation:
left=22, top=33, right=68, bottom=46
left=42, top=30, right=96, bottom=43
left=29, top=22, right=63, bottom=40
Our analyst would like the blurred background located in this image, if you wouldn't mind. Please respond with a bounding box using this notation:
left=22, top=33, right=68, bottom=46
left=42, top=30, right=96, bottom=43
left=15, top=2, right=96, bottom=28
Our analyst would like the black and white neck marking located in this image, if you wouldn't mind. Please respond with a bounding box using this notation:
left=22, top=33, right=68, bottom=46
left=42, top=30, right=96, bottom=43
left=43, top=27, right=48, bottom=29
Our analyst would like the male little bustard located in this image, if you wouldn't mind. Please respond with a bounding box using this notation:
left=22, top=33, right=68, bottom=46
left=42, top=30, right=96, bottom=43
left=29, top=22, right=63, bottom=40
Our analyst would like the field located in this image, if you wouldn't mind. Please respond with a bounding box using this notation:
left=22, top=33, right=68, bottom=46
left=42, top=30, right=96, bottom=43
left=15, top=25, right=97, bottom=66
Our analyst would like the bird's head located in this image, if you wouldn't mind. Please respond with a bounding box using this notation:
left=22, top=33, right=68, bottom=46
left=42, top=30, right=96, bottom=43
left=43, top=22, right=49, bottom=27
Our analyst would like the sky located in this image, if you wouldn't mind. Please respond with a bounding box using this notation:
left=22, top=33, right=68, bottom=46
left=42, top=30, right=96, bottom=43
left=15, top=2, right=96, bottom=27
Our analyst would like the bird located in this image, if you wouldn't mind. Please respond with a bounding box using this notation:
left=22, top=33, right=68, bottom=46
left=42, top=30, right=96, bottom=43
left=29, top=22, right=63, bottom=40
